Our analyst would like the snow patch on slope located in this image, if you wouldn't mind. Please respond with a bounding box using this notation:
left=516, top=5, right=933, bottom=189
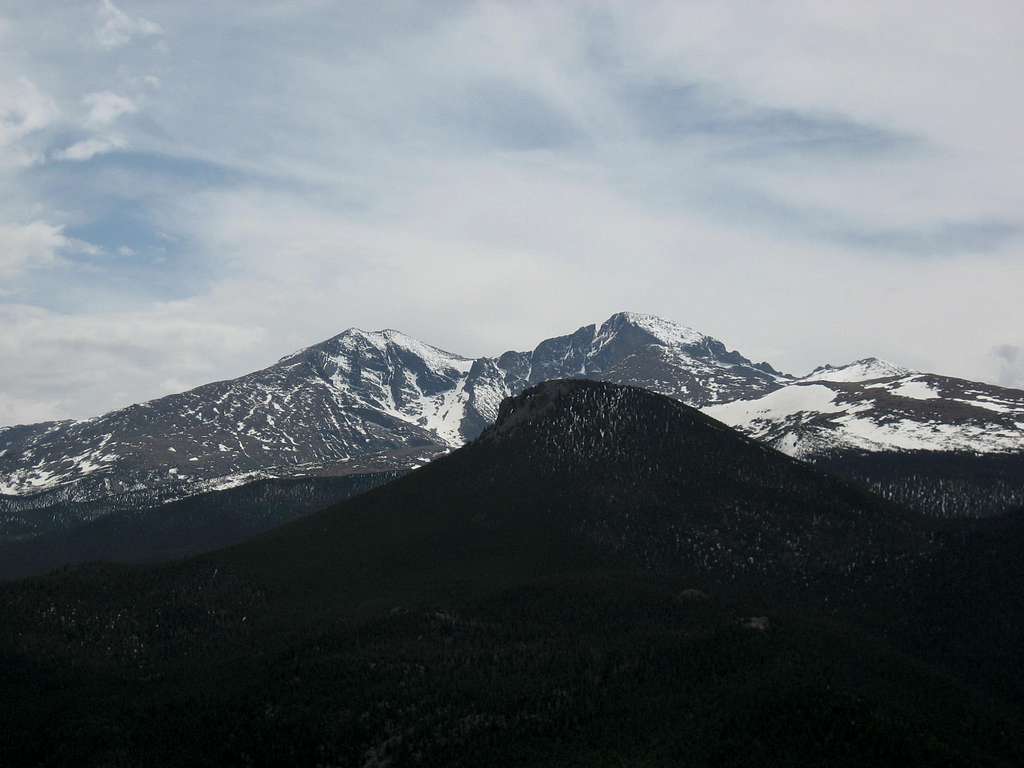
left=704, top=384, right=849, bottom=425
left=419, top=378, right=470, bottom=447
left=887, top=377, right=942, bottom=400
left=705, top=376, right=1024, bottom=457
left=831, top=416, right=1021, bottom=453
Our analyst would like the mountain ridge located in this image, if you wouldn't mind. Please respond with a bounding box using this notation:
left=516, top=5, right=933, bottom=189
left=2, top=311, right=1022, bottom=524
left=0, top=312, right=783, bottom=504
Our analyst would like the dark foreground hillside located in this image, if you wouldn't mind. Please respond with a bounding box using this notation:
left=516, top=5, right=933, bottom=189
left=813, top=450, right=1024, bottom=519
left=1, top=381, right=1021, bottom=767
left=0, top=472, right=400, bottom=581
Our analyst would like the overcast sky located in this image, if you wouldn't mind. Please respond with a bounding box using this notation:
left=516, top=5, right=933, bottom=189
left=1, top=1, right=1023, bottom=425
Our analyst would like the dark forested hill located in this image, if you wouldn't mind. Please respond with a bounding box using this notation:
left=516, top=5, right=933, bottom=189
left=0, top=381, right=1020, bottom=767
left=0, top=471, right=400, bottom=581
left=811, top=450, right=1024, bottom=519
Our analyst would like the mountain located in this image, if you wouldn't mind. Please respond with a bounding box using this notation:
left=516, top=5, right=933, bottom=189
left=0, top=329, right=466, bottom=503
left=494, top=311, right=786, bottom=405
left=799, top=357, right=911, bottom=383
left=704, top=358, right=1024, bottom=517
left=3, top=313, right=1023, bottom=537
left=705, top=357, right=1024, bottom=456
left=0, top=312, right=785, bottom=512
left=2, top=380, right=1020, bottom=767
left=173, top=378, right=926, bottom=598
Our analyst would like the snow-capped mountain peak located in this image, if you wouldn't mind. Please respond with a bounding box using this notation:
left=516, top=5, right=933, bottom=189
left=290, top=327, right=472, bottom=375
left=598, top=311, right=708, bottom=348
left=800, top=357, right=911, bottom=383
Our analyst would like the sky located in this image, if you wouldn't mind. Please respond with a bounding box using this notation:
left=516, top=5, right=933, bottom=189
left=1, top=1, right=1023, bottom=426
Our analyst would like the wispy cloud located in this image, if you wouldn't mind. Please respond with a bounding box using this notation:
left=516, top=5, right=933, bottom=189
left=693, top=182, right=1021, bottom=258
left=623, top=81, right=916, bottom=159
left=0, top=221, right=67, bottom=279
left=83, top=91, right=137, bottom=126
left=93, top=0, right=162, bottom=50
left=0, top=78, right=59, bottom=168
left=440, top=80, right=581, bottom=151
left=836, top=219, right=1021, bottom=258
left=0, top=221, right=100, bottom=281
left=992, top=344, right=1024, bottom=388
left=0, top=302, right=264, bottom=423
left=52, top=135, right=126, bottom=162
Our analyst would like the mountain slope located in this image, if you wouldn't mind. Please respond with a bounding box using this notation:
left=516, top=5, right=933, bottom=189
left=0, top=328, right=468, bottom=503
left=705, top=359, right=1024, bottom=457
left=1, top=381, right=1020, bottom=767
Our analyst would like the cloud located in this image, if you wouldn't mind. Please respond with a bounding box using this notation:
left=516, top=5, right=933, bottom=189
left=441, top=80, right=581, bottom=150
left=0, top=79, right=58, bottom=144
left=1, top=2, right=1024, bottom=425
left=0, top=392, right=66, bottom=427
left=0, top=221, right=69, bottom=280
left=0, top=303, right=265, bottom=423
left=835, top=219, right=1021, bottom=258
left=0, top=78, right=59, bottom=167
left=83, top=91, right=138, bottom=126
left=47, top=92, right=138, bottom=163
left=693, top=183, right=1021, bottom=258
left=622, top=81, right=916, bottom=159
left=992, top=345, right=1024, bottom=387
left=94, top=0, right=162, bottom=50
left=52, top=135, right=126, bottom=162
left=0, top=220, right=104, bottom=287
